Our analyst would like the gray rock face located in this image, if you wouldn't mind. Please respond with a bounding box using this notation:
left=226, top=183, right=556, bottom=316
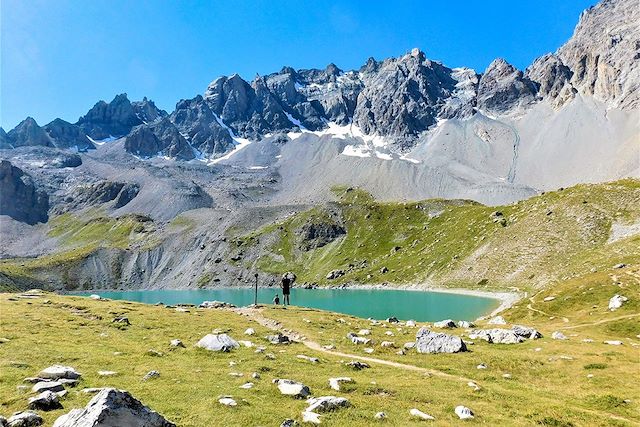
left=195, top=334, right=239, bottom=352
left=470, top=325, right=542, bottom=344
left=0, top=127, right=10, bottom=149
left=0, top=160, right=49, bottom=224
left=298, top=220, right=346, bottom=251
left=52, top=181, right=139, bottom=214
left=43, top=119, right=95, bottom=151
left=305, top=396, right=350, bottom=413
left=557, top=0, right=639, bottom=110
left=353, top=49, right=460, bottom=150
left=52, top=388, right=175, bottom=427
left=273, top=379, right=311, bottom=398
left=125, top=118, right=195, bottom=160
left=415, top=327, right=467, bottom=353
left=476, top=58, right=539, bottom=115
left=6, top=118, right=53, bottom=148
left=525, top=54, right=573, bottom=100
left=170, top=95, right=234, bottom=157
left=77, top=93, right=164, bottom=140
left=433, top=319, right=457, bottom=328
left=131, top=97, right=168, bottom=124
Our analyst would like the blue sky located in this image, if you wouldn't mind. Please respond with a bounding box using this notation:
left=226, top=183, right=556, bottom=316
left=1, top=0, right=596, bottom=130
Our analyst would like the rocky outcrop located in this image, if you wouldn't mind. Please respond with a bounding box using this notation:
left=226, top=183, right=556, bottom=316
left=6, top=118, right=54, bottom=148
left=43, top=119, right=95, bottom=151
left=131, top=97, right=168, bottom=123
left=77, top=93, right=164, bottom=140
left=0, top=127, right=10, bottom=149
left=525, top=54, right=574, bottom=102
left=53, top=181, right=139, bottom=214
left=52, top=388, right=175, bottom=427
left=297, top=220, right=346, bottom=251
left=557, top=0, right=639, bottom=110
left=125, top=118, right=195, bottom=160
left=195, top=334, right=239, bottom=352
left=0, top=160, right=49, bottom=224
left=476, top=58, right=539, bottom=115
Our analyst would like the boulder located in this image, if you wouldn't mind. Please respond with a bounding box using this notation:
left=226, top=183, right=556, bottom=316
left=28, top=391, right=62, bottom=411
left=218, top=397, right=237, bottom=407
left=326, top=270, right=345, bottom=280
left=487, top=316, right=507, bottom=325
left=346, top=333, right=370, bottom=345
left=345, top=361, right=369, bottom=370
left=52, top=388, right=175, bottom=427
left=142, top=371, right=160, bottom=381
left=280, top=419, right=296, bottom=427
left=7, top=411, right=43, bottom=427
left=415, top=327, right=467, bottom=353
left=32, top=381, right=64, bottom=394
left=511, top=325, right=543, bottom=339
left=244, top=328, right=256, bottom=336
left=433, top=319, right=456, bottom=328
left=409, top=408, right=435, bottom=421
left=301, top=411, right=321, bottom=425
left=196, top=334, right=239, bottom=352
left=608, top=295, right=628, bottom=311
left=305, top=396, right=350, bottom=413
left=457, top=321, right=475, bottom=328
left=374, top=412, right=386, bottom=420
left=169, top=339, right=185, bottom=348
left=455, top=405, right=474, bottom=419
left=266, top=334, right=291, bottom=345
left=469, top=329, right=524, bottom=344
left=273, top=379, right=311, bottom=399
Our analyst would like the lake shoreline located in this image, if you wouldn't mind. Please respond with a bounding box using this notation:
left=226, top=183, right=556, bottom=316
left=70, top=283, right=522, bottom=320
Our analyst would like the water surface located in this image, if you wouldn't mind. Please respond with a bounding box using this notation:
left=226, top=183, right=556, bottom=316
left=84, top=288, right=498, bottom=322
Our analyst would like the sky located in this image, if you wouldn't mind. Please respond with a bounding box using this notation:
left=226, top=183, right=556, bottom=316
left=1, top=0, right=596, bottom=130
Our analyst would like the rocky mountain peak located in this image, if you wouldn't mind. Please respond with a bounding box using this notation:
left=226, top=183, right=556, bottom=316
left=476, top=58, right=538, bottom=115
left=76, top=93, right=143, bottom=139
left=7, top=117, right=54, bottom=148
left=43, top=118, right=94, bottom=151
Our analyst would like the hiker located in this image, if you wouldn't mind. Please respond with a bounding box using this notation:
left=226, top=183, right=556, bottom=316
left=281, top=272, right=296, bottom=305
left=273, top=294, right=280, bottom=305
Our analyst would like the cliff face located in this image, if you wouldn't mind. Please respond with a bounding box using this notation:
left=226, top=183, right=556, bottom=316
left=0, top=160, right=49, bottom=224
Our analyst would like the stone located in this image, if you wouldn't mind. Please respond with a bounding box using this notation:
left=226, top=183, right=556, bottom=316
left=363, top=348, right=374, bottom=354
left=196, top=334, right=239, bottom=352
left=455, top=405, right=474, bottom=419
left=403, top=342, right=416, bottom=350
left=609, top=295, right=628, bottom=311
left=296, top=355, right=320, bottom=363
left=244, top=328, right=256, bottom=336
left=251, top=372, right=261, bottom=379
left=604, top=340, right=623, bottom=346
left=7, top=411, right=43, bottom=427
left=199, top=300, right=236, bottom=309
left=29, top=391, right=62, bottom=411
left=467, top=381, right=480, bottom=391
left=552, top=331, right=568, bottom=340
left=380, top=341, right=395, bottom=348
left=219, top=397, right=237, bottom=407
left=477, top=363, right=487, bottom=369
left=357, top=329, right=371, bottom=336
left=306, top=396, right=350, bottom=413
left=38, top=365, right=81, bottom=381
left=81, top=388, right=104, bottom=394
left=487, top=316, right=507, bottom=325
left=97, top=371, right=117, bottom=377
left=143, top=370, right=160, bottom=381
left=386, top=317, right=399, bottom=323
left=415, top=327, right=467, bottom=353
left=543, top=296, right=556, bottom=302
left=273, top=379, right=311, bottom=398
left=433, top=319, right=456, bottom=328
left=347, top=333, right=371, bottom=345
left=328, top=377, right=353, bottom=391
left=374, top=412, right=386, bottom=420
left=52, top=388, right=175, bottom=427
left=266, top=334, right=291, bottom=345
left=280, top=419, right=296, bottom=427
left=170, top=339, right=185, bottom=348
left=406, top=320, right=416, bottom=327
left=511, top=325, right=543, bottom=339
left=32, top=381, right=64, bottom=394
left=302, top=411, right=321, bottom=425
left=457, top=321, right=475, bottom=328
left=326, top=270, right=344, bottom=280
left=112, top=316, right=130, bottom=326
left=239, top=382, right=254, bottom=389
left=238, top=340, right=253, bottom=348
left=146, top=350, right=163, bottom=357
left=346, top=361, right=369, bottom=370
left=409, top=408, right=435, bottom=421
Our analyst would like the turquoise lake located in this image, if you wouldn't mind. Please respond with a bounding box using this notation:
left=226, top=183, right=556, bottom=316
left=83, top=288, right=498, bottom=322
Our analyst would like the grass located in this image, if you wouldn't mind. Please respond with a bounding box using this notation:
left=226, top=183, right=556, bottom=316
left=240, top=179, right=640, bottom=291
left=0, top=264, right=638, bottom=425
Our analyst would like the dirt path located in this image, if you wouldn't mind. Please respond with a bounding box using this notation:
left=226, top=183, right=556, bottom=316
left=558, top=313, right=640, bottom=330
left=527, top=296, right=570, bottom=323
left=234, top=307, right=475, bottom=383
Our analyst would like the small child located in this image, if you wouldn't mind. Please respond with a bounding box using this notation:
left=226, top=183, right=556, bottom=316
left=273, top=294, right=280, bottom=305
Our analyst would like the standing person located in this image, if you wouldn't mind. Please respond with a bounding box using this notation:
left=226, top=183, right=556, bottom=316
left=281, top=272, right=296, bottom=305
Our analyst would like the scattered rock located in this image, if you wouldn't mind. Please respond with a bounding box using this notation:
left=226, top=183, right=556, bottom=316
left=608, top=295, right=628, bottom=311
left=477, top=363, right=487, bottom=369
left=405, top=320, right=416, bottom=327
left=358, top=329, right=371, bottom=336
left=305, top=396, right=350, bottom=413
left=52, top=388, right=175, bottom=427
left=218, top=397, right=237, bottom=407
left=457, top=321, right=475, bottom=328
left=363, top=348, right=374, bottom=354
left=296, top=355, right=319, bottom=363
left=543, top=296, right=556, bottom=302
left=455, top=405, right=474, bottom=419
left=380, top=341, right=395, bottom=348
left=346, top=361, right=369, bottom=370
left=244, top=328, right=256, bottom=336
left=347, top=333, right=371, bottom=345
left=415, top=327, right=467, bottom=353
left=552, top=331, right=568, bottom=340
left=196, top=334, right=239, bottom=352
left=143, top=370, right=160, bottom=381
left=604, top=340, right=623, bottom=346
left=409, top=408, right=435, bottom=421
left=81, top=388, right=104, bottom=394
left=326, top=270, right=344, bottom=280
left=199, top=301, right=236, bottom=309
left=281, top=419, right=296, bottom=427
left=613, top=263, right=627, bottom=269
left=7, top=411, right=43, bottom=427
left=302, top=411, right=321, bottom=424
left=434, top=319, right=456, bottom=328
left=112, top=316, right=130, bottom=326
left=170, top=339, right=185, bottom=348
left=374, top=412, right=386, bottom=420
left=28, top=391, right=62, bottom=411
left=147, top=350, right=163, bottom=357
left=467, top=381, right=480, bottom=391
left=328, top=377, right=353, bottom=391
left=38, top=365, right=81, bottom=381
left=488, top=316, right=507, bottom=325
left=511, top=325, right=543, bottom=339
left=386, top=317, right=399, bottom=323
left=403, top=342, right=416, bottom=350
left=32, top=381, right=64, bottom=394
left=239, top=383, right=254, bottom=389
left=97, top=371, right=117, bottom=377
left=273, top=379, right=311, bottom=398
left=266, top=334, right=291, bottom=345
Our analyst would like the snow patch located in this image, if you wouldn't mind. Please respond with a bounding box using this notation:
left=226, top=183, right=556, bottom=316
left=285, top=112, right=307, bottom=130
left=248, top=165, right=268, bottom=170
left=87, top=135, right=118, bottom=145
